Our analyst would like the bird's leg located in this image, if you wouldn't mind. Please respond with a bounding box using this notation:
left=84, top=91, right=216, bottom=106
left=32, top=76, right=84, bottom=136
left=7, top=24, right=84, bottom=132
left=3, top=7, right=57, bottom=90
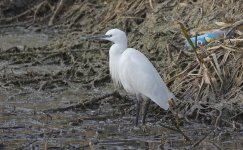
left=142, top=100, right=150, bottom=125
left=135, top=94, right=141, bottom=126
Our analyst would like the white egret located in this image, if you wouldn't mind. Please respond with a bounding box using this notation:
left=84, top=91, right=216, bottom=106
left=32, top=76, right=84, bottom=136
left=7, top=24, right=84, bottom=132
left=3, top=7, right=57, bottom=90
left=82, top=29, right=175, bottom=125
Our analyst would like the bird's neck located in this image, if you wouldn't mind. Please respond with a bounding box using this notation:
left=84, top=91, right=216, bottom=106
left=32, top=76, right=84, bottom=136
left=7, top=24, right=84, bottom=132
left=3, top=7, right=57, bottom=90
left=110, top=43, right=127, bottom=54
left=109, top=43, right=127, bottom=87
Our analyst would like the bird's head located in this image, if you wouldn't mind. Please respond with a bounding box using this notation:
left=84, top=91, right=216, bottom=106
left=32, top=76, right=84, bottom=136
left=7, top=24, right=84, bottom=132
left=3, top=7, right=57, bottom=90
left=103, top=29, right=127, bottom=44
left=81, top=28, right=127, bottom=45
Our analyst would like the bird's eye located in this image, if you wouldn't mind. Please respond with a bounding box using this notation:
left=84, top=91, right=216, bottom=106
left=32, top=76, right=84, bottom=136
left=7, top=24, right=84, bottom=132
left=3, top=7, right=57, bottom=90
left=197, top=40, right=203, bottom=45
left=108, top=34, right=112, bottom=37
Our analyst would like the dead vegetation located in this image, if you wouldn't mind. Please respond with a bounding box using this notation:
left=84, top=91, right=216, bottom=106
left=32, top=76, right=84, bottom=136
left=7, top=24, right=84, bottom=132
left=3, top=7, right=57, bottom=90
left=173, top=39, right=243, bottom=126
left=0, top=0, right=243, bottom=148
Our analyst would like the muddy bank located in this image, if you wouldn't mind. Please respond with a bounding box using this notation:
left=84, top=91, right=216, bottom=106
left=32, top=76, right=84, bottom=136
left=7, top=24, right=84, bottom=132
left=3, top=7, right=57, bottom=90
left=0, top=0, right=243, bottom=149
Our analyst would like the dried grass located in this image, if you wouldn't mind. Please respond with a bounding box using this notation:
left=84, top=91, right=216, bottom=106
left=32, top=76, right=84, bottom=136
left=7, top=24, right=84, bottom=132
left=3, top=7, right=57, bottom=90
left=171, top=37, right=243, bottom=127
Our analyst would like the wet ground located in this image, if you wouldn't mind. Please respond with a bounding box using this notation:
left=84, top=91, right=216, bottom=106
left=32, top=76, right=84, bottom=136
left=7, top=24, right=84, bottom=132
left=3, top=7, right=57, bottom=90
left=1, top=79, right=243, bottom=149
left=1, top=81, right=243, bottom=149
left=1, top=0, right=243, bottom=149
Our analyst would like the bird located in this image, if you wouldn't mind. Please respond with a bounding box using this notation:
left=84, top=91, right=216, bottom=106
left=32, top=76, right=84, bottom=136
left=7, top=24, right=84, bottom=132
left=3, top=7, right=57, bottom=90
left=82, top=29, right=175, bottom=125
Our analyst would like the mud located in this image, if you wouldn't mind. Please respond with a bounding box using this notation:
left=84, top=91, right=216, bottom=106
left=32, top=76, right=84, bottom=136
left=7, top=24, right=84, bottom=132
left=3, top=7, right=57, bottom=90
left=0, top=0, right=243, bottom=149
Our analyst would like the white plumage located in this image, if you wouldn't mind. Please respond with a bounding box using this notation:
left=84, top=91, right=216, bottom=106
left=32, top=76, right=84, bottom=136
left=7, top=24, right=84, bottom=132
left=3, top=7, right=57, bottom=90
left=118, top=48, right=173, bottom=110
left=106, top=29, right=174, bottom=110
left=83, top=28, right=175, bottom=124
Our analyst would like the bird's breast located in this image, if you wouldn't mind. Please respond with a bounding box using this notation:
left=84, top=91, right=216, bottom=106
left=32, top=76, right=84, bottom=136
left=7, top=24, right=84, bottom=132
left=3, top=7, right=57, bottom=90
left=109, top=54, right=121, bottom=87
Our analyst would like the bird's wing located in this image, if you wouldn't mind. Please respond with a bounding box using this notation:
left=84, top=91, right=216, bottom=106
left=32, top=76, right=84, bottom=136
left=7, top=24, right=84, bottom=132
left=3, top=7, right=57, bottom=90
left=119, top=48, right=173, bottom=110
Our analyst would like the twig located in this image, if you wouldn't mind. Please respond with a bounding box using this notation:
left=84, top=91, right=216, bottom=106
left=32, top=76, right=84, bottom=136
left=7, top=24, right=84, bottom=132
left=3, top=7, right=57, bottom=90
left=3, top=77, right=51, bottom=86
left=214, top=108, right=222, bottom=127
left=148, top=0, right=154, bottom=10
left=190, top=129, right=213, bottom=149
left=225, top=19, right=243, bottom=36
left=0, top=48, right=106, bottom=57
left=159, top=123, right=191, bottom=142
left=0, top=51, right=60, bottom=57
left=0, top=125, right=25, bottom=130
left=48, top=0, right=71, bottom=26
left=15, top=140, right=38, bottom=150
left=209, top=141, right=222, bottom=149
left=0, top=1, right=53, bottom=23
left=178, top=22, right=205, bottom=64
left=34, top=0, right=53, bottom=21
left=0, top=9, right=33, bottom=22
left=167, top=63, right=195, bottom=84
left=231, top=111, right=243, bottom=119
left=43, top=91, right=119, bottom=113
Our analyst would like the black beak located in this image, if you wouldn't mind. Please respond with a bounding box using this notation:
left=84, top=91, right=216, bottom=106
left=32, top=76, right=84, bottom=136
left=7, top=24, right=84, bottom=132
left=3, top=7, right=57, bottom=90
left=80, top=34, right=112, bottom=40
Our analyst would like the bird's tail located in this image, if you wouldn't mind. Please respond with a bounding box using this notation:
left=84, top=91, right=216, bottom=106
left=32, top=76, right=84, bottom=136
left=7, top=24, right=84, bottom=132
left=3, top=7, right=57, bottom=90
left=153, top=92, right=175, bottom=110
